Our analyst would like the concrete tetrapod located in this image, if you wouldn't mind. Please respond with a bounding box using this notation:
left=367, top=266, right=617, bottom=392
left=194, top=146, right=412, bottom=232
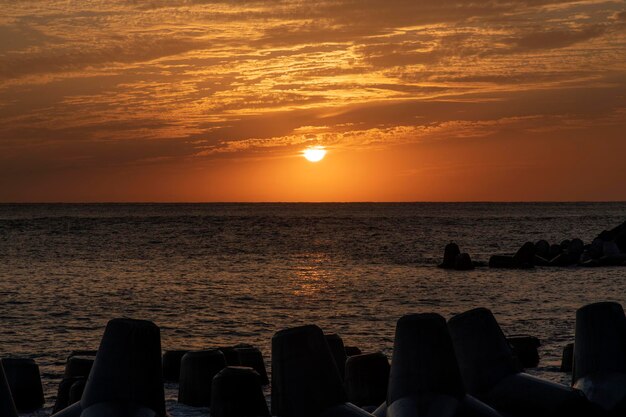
left=0, top=358, right=45, bottom=411
left=80, top=402, right=157, bottom=417
left=561, top=343, right=574, bottom=373
left=51, top=318, right=166, bottom=417
left=162, top=350, right=188, bottom=382
left=271, top=324, right=375, bottom=417
left=210, top=366, right=270, bottom=417
left=326, top=334, right=348, bottom=381
left=235, top=347, right=269, bottom=385
left=178, top=349, right=226, bottom=407
left=506, top=336, right=540, bottom=369
left=448, top=308, right=593, bottom=417
left=53, top=356, right=95, bottom=413
left=0, top=361, right=18, bottom=417
left=573, top=302, right=626, bottom=413
left=344, top=352, right=390, bottom=409
left=387, top=313, right=502, bottom=417
left=439, top=243, right=461, bottom=269
left=69, top=378, right=87, bottom=404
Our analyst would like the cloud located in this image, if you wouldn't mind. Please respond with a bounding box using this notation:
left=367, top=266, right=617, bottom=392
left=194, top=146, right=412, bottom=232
left=612, top=10, right=626, bottom=22
left=1, top=0, right=625, bottom=190
left=0, top=35, right=207, bottom=79
left=510, top=24, right=607, bottom=50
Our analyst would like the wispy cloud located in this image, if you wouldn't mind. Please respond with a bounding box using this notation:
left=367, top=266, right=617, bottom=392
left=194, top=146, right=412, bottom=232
left=0, top=0, right=625, bottom=200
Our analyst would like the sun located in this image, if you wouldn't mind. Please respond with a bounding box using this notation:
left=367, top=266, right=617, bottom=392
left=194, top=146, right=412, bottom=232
left=302, top=146, right=327, bottom=162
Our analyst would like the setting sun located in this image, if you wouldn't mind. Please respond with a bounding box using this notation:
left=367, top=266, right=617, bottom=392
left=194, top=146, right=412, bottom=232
left=303, top=146, right=327, bottom=163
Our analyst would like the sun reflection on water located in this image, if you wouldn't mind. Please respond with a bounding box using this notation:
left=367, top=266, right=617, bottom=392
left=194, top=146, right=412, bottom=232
left=291, top=255, right=334, bottom=296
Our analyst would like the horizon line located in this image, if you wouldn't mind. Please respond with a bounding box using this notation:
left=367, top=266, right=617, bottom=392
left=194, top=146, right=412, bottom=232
left=1, top=200, right=626, bottom=205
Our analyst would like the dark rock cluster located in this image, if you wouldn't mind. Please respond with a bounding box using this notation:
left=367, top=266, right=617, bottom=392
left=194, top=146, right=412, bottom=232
left=438, top=243, right=482, bottom=270
left=440, top=221, right=626, bottom=270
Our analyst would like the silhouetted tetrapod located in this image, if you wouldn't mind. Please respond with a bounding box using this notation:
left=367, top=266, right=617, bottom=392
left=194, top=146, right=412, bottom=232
left=561, top=343, right=574, bottom=373
left=574, top=302, right=626, bottom=413
left=211, top=366, right=270, bottom=417
left=344, top=352, right=389, bottom=409
left=326, top=334, right=348, bottom=381
left=162, top=350, right=188, bottom=382
left=271, top=324, right=375, bottom=417
left=0, top=361, right=18, bottom=417
left=448, top=308, right=594, bottom=417
left=439, top=243, right=461, bottom=269
left=0, top=358, right=44, bottom=411
left=178, top=349, right=226, bottom=407
left=235, top=347, right=269, bottom=385
left=51, top=318, right=166, bottom=417
left=69, top=378, right=87, bottom=404
left=387, top=313, right=501, bottom=417
left=53, top=356, right=94, bottom=413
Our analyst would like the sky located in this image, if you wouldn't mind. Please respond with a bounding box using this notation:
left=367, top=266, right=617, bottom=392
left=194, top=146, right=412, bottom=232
left=1, top=0, right=625, bottom=202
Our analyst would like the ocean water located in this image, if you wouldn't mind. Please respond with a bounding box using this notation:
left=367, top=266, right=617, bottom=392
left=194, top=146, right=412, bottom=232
left=1, top=202, right=625, bottom=416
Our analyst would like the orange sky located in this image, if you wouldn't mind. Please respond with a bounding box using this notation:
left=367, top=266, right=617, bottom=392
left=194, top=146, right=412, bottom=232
left=1, top=1, right=625, bottom=202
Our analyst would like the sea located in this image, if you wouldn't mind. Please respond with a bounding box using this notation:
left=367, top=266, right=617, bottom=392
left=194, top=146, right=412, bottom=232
left=1, top=202, right=625, bottom=416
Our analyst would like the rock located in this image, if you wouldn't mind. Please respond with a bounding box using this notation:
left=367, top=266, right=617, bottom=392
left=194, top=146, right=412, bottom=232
left=535, top=240, right=550, bottom=259
left=344, top=352, right=389, bottom=408
left=439, top=243, right=461, bottom=269
left=561, top=343, right=574, bottom=373
left=507, top=336, right=540, bottom=369
left=211, top=367, right=270, bottom=417
left=454, top=253, right=475, bottom=270
left=0, top=358, right=44, bottom=411
left=178, top=350, right=226, bottom=407
left=162, top=350, right=188, bottom=382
